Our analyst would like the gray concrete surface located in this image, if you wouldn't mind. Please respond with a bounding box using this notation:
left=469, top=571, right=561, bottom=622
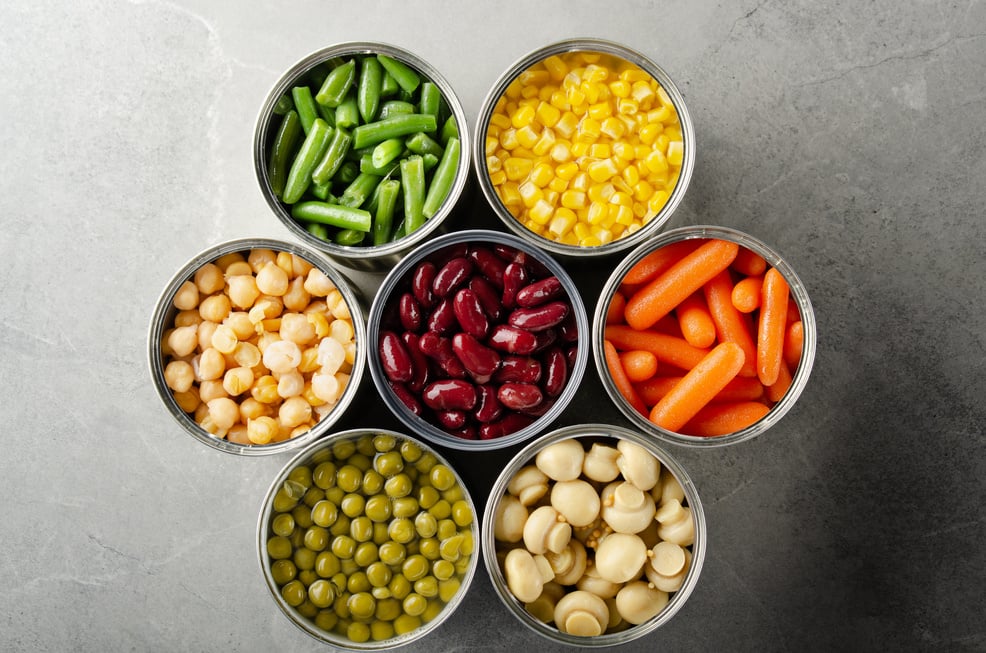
left=2, top=1, right=984, bottom=651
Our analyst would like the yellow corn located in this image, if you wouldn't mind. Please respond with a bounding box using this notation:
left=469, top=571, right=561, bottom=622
left=529, top=162, right=554, bottom=187
left=632, top=179, right=654, bottom=202
left=542, top=55, right=568, bottom=81
left=499, top=128, right=519, bottom=150
left=549, top=90, right=570, bottom=111
left=631, top=80, right=656, bottom=105
left=667, top=140, right=684, bottom=166
left=516, top=125, right=540, bottom=150
left=555, top=111, right=580, bottom=138
left=647, top=190, right=670, bottom=214
left=589, top=143, right=611, bottom=158
left=587, top=202, right=608, bottom=225
left=600, top=116, right=625, bottom=140
left=647, top=105, right=672, bottom=124
left=622, top=164, right=640, bottom=187
left=548, top=176, right=568, bottom=193
left=587, top=101, right=611, bottom=121
left=504, top=157, right=533, bottom=181
left=555, top=161, right=579, bottom=180
left=561, top=190, right=586, bottom=209
left=489, top=113, right=511, bottom=130
left=587, top=158, right=618, bottom=183
left=620, top=68, right=650, bottom=83
left=511, top=104, right=536, bottom=129
left=488, top=170, right=507, bottom=186
left=529, top=199, right=554, bottom=225
left=519, top=69, right=549, bottom=87
left=588, top=181, right=615, bottom=204
left=521, top=84, right=539, bottom=99
left=570, top=171, right=589, bottom=192
left=497, top=182, right=522, bottom=208
left=609, top=79, right=631, bottom=98
left=549, top=142, right=572, bottom=163
left=505, top=78, right=523, bottom=99
left=548, top=207, right=577, bottom=236
left=486, top=155, right=502, bottom=174
left=532, top=130, right=556, bottom=157
left=518, top=181, right=543, bottom=208
left=644, top=149, right=668, bottom=174
left=617, top=98, right=639, bottom=116
left=638, top=123, right=662, bottom=145
left=576, top=117, right=601, bottom=142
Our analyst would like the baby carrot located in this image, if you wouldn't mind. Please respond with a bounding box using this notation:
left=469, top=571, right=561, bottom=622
left=619, top=350, right=658, bottom=382
left=765, top=358, right=792, bottom=403
left=731, top=275, right=763, bottom=313
left=636, top=375, right=764, bottom=406
left=625, top=239, right=739, bottom=331
left=731, top=247, right=767, bottom=277
left=783, top=320, right=804, bottom=369
left=605, top=325, right=710, bottom=371
left=606, top=291, right=627, bottom=324
left=757, top=267, right=790, bottom=386
left=622, top=239, right=702, bottom=286
left=676, top=292, right=716, bottom=348
left=680, top=401, right=770, bottom=437
left=652, top=313, right=683, bottom=337
left=634, top=376, right=681, bottom=405
left=604, top=339, right=648, bottom=416
left=648, top=342, right=746, bottom=432
left=703, top=269, right=758, bottom=378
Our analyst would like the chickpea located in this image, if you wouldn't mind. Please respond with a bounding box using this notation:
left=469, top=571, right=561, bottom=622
left=224, top=312, right=255, bottom=340
left=227, top=275, right=261, bottom=310
left=193, top=262, right=224, bottom=295
left=198, top=379, right=228, bottom=403
left=214, top=252, right=245, bottom=271
left=223, top=366, right=255, bottom=396
left=291, top=254, right=314, bottom=278
left=224, top=260, right=253, bottom=277
left=173, top=309, right=202, bottom=328
left=232, top=342, right=262, bottom=369
left=197, top=320, right=219, bottom=352
left=248, top=248, right=277, bottom=274
left=277, top=370, right=304, bottom=398
left=164, top=360, right=194, bottom=393
left=283, top=275, right=311, bottom=312
left=256, top=261, right=290, bottom=296
left=197, top=347, right=226, bottom=381
left=279, top=313, right=316, bottom=345
left=239, top=397, right=271, bottom=422
left=304, top=268, right=336, bottom=296
left=167, top=326, right=198, bottom=358
left=173, top=280, right=200, bottom=311
left=263, top=339, right=302, bottom=374
left=211, top=324, right=238, bottom=355
left=279, top=396, right=313, bottom=429
left=248, top=416, right=278, bottom=445
left=199, top=293, right=232, bottom=323
left=208, top=397, right=240, bottom=431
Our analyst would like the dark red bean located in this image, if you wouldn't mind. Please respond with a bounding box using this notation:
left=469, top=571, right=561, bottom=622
left=493, top=356, right=542, bottom=384
left=429, top=243, right=470, bottom=269
left=516, top=276, right=563, bottom=308
left=399, top=292, right=423, bottom=332
left=508, top=301, right=569, bottom=332
left=566, top=344, right=579, bottom=369
left=422, top=379, right=477, bottom=411
left=519, top=397, right=556, bottom=418
left=473, top=384, right=504, bottom=423
left=497, top=382, right=544, bottom=410
left=418, top=332, right=467, bottom=379
left=467, top=246, right=507, bottom=289
left=557, top=309, right=579, bottom=343
left=468, top=276, right=504, bottom=322
left=401, top=332, right=430, bottom=392
left=532, top=328, right=558, bottom=353
left=452, top=288, right=489, bottom=339
left=488, top=324, right=539, bottom=355
left=450, top=424, right=478, bottom=440
left=379, top=330, right=413, bottom=383
left=451, top=332, right=500, bottom=383
left=542, top=346, right=568, bottom=397
left=493, top=245, right=549, bottom=278
left=432, top=257, right=473, bottom=298
left=389, top=381, right=422, bottom=415
left=412, top=261, right=437, bottom=308
left=501, top=262, right=527, bottom=310
left=479, top=413, right=534, bottom=440
left=426, top=298, right=458, bottom=335
left=435, top=409, right=468, bottom=430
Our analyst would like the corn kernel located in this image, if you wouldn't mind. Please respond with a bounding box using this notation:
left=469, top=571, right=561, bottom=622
left=667, top=141, right=684, bottom=167
left=632, top=179, right=654, bottom=201
left=548, top=176, right=568, bottom=193
left=612, top=141, right=634, bottom=161
left=644, top=149, right=668, bottom=174
left=490, top=113, right=511, bottom=130
left=588, top=182, right=615, bottom=204
left=620, top=68, right=651, bottom=83
left=505, top=78, right=523, bottom=99
left=497, top=182, right=522, bottom=208
left=580, top=81, right=601, bottom=104
left=570, top=141, right=589, bottom=158
left=486, top=155, right=502, bottom=174
left=561, top=190, right=586, bottom=209
left=543, top=189, right=559, bottom=206
left=647, top=106, right=671, bottom=124
left=594, top=227, right=614, bottom=245
left=612, top=204, right=634, bottom=226
left=555, top=161, right=578, bottom=180
left=587, top=202, right=608, bottom=225
left=639, top=123, right=662, bottom=145
left=566, top=85, right=586, bottom=107
left=543, top=55, right=568, bottom=81
left=583, top=64, right=608, bottom=83
left=589, top=143, right=611, bottom=158
left=617, top=98, right=639, bottom=115
left=504, top=157, right=534, bottom=182
left=535, top=101, right=561, bottom=127
left=511, top=104, right=536, bottom=129
left=599, top=116, right=626, bottom=140
left=609, top=79, right=631, bottom=98
left=622, top=164, right=640, bottom=187
left=655, top=134, right=671, bottom=153
left=648, top=189, right=670, bottom=214
left=573, top=222, right=592, bottom=240
left=515, top=125, right=539, bottom=150
left=631, top=80, right=656, bottom=105
left=587, top=158, right=619, bottom=183
left=549, top=90, right=570, bottom=111
left=529, top=199, right=555, bottom=225
left=555, top=112, right=579, bottom=138
left=580, top=235, right=602, bottom=247
left=570, top=171, right=589, bottom=191
left=610, top=191, right=632, bottom=207
left=657, top=86, right=673, bottom=107
left=530, top=162, right=554, bottom=187
left=518, top=181, right=543, bottom=208
left=538, top=85, right=557, bottom=102
left=489, top=170, right=507, bottom=186
left=559, top=232, right=579, bottom=246
left=587, top=101, right=611, bottom=121
left=520, top=85, right=539, bottom=99
left=499, top=128, right=519, bottom=150
left=532, top=128, right=556, bottom=156
left=548, top=207, right=577, bottom=236
left=519, top=69, right=549, bottom=87
left=576, top=117, right=601, bottom=142
left=632, top=202, right=648, bottom=218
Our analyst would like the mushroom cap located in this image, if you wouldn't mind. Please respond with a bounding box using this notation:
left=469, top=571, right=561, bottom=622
left=600, top=481, right=656, bottom=534
left=593, top=532, right=648, bottom=584
left=535, top=439, right=585, bottom=482
left=523, top=505, right=573, bottom=555
left=493, top=494, right=529, bottom=543
left=551, top=479, right=601, bottom=527
left=615, top=580, right=669, bottom=625
left=553, top=590, right=610, bottom=637
left=616, top=440, right=660, bottom=491
left=507, top=465, right=550, bottom=506
left=582, top=443, right=621, bottom=483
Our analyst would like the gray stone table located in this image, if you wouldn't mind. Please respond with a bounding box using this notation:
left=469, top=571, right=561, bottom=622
left=1, top=1, right=984, bottom=651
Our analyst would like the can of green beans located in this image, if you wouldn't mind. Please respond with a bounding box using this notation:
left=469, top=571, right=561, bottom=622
left=255, top=43, right=471, bottom=272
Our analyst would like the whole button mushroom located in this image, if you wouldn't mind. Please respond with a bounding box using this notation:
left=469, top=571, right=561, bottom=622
left=616, top=441, right=661, bottom=491
left=581, top=443, right=622, bottom=483
left=524, top=581, right=565, bottom=623
left=553, top=590, right=610, bottom=637
left=646, top=541, right=692, bottom=592
left=523, top=505, right=572, bottom=555
left=504, top=548, right=555, bottom=603
left=493, top=494, right=528, bottom=543
left=575, top=564, right=623, bottom=599
left=652, top=466, right=685, bottom=505
left=600, top=481, right=656, bottom=534
left=615, top=580, right=669, bottom=625
left=535, top=439, right=585, bottom=482
left=545, top=539, right=588, bottom=586
left=654, top=499, right=695, bottom=547
left=551, top=479, right=601, bottom=527
left=593, top=532, right=648, bottom=584
left=507, top=465, right=550, bottom=506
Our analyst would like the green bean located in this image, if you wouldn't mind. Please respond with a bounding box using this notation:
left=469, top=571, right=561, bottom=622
left=268, top=109, right=301, bottom=199
left=422, top=136, right=460, bottom=218
left=376, top=54, right=420, bottom=93
left=380, top=68, right=400, bottom=97
left=440, top=115, right=458, bottom=145
left=359, top=154, right=399, bottom=177
left=312, top=127, right=352, bottom=185
left=405, top=132, right=444, bottom=158
left=421, top=152, right=439, bottom=172
left=418, top=82, right=442, bottom=121
left=370, top=138, right=405, bottom=169
left=335, top=92, right=360, bottom=129
left=357, top=57, right=383, bottom=123
left=292, top=86, right=320, bottom=134
left=282, top=118, right=333, bottom=204
left=379, top=100, right=416, bottom=119
left=310, top=180, right=332, bottom=201
left=337, top=172, right=381, bottom=209
left=292, top=201, right=372, bottom=232
left=337, top=160, right=359, bottom=184
left=273, top=94, right=294, bottom=115
left=400, top=155, right=426, bottom=234
left=335, top=229, right=366, bottom=246
left=352, top=114, right=437, bottom=149
left=315, top=59, right=356, bottom=108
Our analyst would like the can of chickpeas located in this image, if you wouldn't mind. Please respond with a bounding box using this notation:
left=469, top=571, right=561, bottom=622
left=148, top=237, right=366, bottom=456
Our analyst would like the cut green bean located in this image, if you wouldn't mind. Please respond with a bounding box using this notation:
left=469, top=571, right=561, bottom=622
left=380, top=69, right=399, bottom=97
left=292, top=86, right=320, bottom=134
left=372, top=179, right=400, bottom=245
left=379, top=101, right=416, bottom=120
left=405, top=132, right=444, bottom=158
left=306, top=222, right=330, bottom=240
left=422, top=152, right=439, bottom=172
left=418, top=82, right=441, bottom=121
left=339, top=172, right=381, bottom=209
left=360, top=154, right=400, bottom=177
left=283, top=118, right=333, bottom=204
left=357, top=57, right=383, bottom=124
left=352, top=114, right=437, bottom=149
left=335, top=229, right=366, bottom=246
left=376, top=55, right=420, bottom=94
left=400, top=155, right=426, bottom=234
left=292, top=201, right=372, bottom=232
left=273, top=94, right=294, bottom=116
left=312, top=128, right=352, bottom=185
left=268, top=109, right=302, bottom=199
left=315, top=100, right=336, bottom=127
left=371, top=138, right=405, bottom=169
left=315, top=59, right=356, bottom=108
left=440, top=116, right=458, bottom=145
left=337, top=160, right=359, bottom=184
left=422, top=136, right=459, bottom=218
left=310, top=180, right=332, bottom=201
left=335, top=92, right=360, bottom=130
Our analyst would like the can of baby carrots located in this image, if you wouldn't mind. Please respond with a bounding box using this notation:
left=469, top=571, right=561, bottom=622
left=593, top=225, right=817, bottom=447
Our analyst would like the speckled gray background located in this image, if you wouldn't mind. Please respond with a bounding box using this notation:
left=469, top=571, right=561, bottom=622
left=2, top=1, right=984, bottom=651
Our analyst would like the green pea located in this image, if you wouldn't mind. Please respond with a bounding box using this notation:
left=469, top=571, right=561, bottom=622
left=287, top=466, right=313, bottom=489
left=364, top=495, right=392, bottom=523
left=402, top=592, right=427, bottom=617
left=336, top=465, right=362, bottom=493
left=385, top=473, right=412, bottom=498
left=332, top=535, right=356, bottom=559
left=325, top=486, right=345, bottom=505
left=454, top=556, right=470, bottom=575
left=304, top=526, right=330, bottom=552
left=333, top=616, right=351, bottom=636
left=388, top=518, right=415, bottom=544
left=437, top=520, right=457, bottom=542
left=303, top=487, right=326, bottom=508
left=308, top=578, right=335, bottom=608
left=331, top=573, right=348, bottom=595
left=267, top=535, right=293, bottom=560
left=460, top=530, right=475, bottom=556
left=362, top=470, right=385, bottom=495
left=418, top=486, right=440, bottom=510
left=366, top=561, right=392, bottom=588
left=298, top=599, right=318, bottom=619
left=388, top=573, right=411, bottom=600
left=272, top=488, right=299, bottom=513
left=315, top=551, right=340, bottom=578
left=432, top=559, right=455, bottom=581
left=356, top=434, right=376, bottom=457
left=378, top=541, right=406, bottom=567
left=311, top=448, right=333, bottom=465
left=331, top=439, right=356, bottom=460
left=340, top=558, right=360, bottom=576
left=402, top=554, right=429, bottom=581
left=348, top=453, right=373, bottom=472
left=438, top=578, right=461, bottom=603
left=348, top=571, right=371, bottom=595
left=429, top=464, right=455, bottom=491
left=414, top=452, right=438, bottom=474
left=281, top=579, right=306, bottom=607
left=348, top=621, right=371, bottom=643
left=271, top=513, right=295, bottom=538
left=373, top=434, right=397, bottom=452
left=372, top=522, right=390, bottom=545
left=374, top=451, right=404, bottom=477
left=284, top=478, right=308, bottom=500
left=354, top=541, right=379, bottom=567
left=289, top=528, right=305, bottom=549
left=372, top=587, right=392, bottom=600
left=392, top=497, right=419, bottom=519
left=393, top=613, right=421, bottom=635
left=375, top=597, right=402, bottom=621
left=370, top=620, right=395, bottom=642
left=311, top=500, right=339, bottom=528
left=293, top=547, right=316, bottom=571
left=429, top=499, right=452, bottom=520
left=400, top=440, right=422, bottom=463
left=414, top=512, right=437, bottom=538
left=312, top=461, right=337, bottom=489
left=292, top=504, right=314, bottom=529
left=442, top=485, right=464, bottom=503
left=451, top=500, right=473, bottom=527
left=348, top=591, right=376, bottom=621
left=414, top=576, right=439, bottom=598
left=418, top=537, right=440, bottom=561
left=351, top=516, right=374, bottom=543
left=301, top=570, right=319, bottom=587
left=329, top=514, right=352, bottom=537
left=314, top=609, right=338, bottom=632
left=270, top=559, right=297, bottom=585
left=341, top=493, right=366, bottom=518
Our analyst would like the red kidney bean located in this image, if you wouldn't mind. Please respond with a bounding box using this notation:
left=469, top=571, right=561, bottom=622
left=493, top=245, right=550, bottom=278
left=435, top=409, right=468, bottom=430
left=493, top=356, right=541, bottom=384
left=542, top=346, right=567, bottom=397
left=389, top=381, right=422, bottom=415
left=468, top=276, right=504, bottom=321
left=379, top=330, right=413, bottom=383
left=488, top=324, right=539, bottom=355
left=429, top=243, right=470, bottom=268
left=508, top=301, right=569, bottom=332
left=426, top=297, right=458, bottom=335
left=566, top=344, right=579, bottom=369
left=497, top=382, right=544, bottom=411
left=400, top=332, right=430, bottom=392
left=418, top=332, right=467, bottom=379
left=516, top=276, right=563, bottom=308
left=479, top=413, right=534, bottom=440
left=399, top=292, right=423, bottom=332
left=467, top=246, right=507, bottom=289
left=532, top=328, right=558, bottom=353
left=452, top=288, right=489, bottom=339
left=501, top=262, right=527, bottom=309
left=557, top=310, right=579, bottom=343
left=450, top=424, right=478, bottom=440
left=473, top=384, right=504, bottom=423
left=412, top=261, right=437, bottom=308
left=452, top=333, right=500, bottom=383
left=422, top=379, right=477, bottom=411
left=519, top=397, right=556, bottom=418
left=432, top=257, right=473, bottom=298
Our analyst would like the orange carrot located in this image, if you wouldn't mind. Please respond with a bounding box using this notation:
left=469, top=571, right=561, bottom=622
left=619, top=350, right=658, bottom=382
left=765, top=359, right=792, bottom=403
left=757, top=267, right=790, bottom=386
left=624, top=239, right=740, bottom=330
left=680, top=401, right=771, bottom=437
left=676, top=292, right=716, bottom=348
left=605, top=325, right=711, bottom=371
left=636, top=375, right=764, bottom=406
left=730, top=275, right=763, bottom=313
left=622, top=239, right=702, bottom=286
left=786, top=301, right=801, bottom=325
left=783, top=320, right=803, bottom=369
left=604, top=339, right=648, bottom=416
left=648, top=342, right=746, bottom=432
left=634, top=376, right=682, bottom=405
left=606, top=291, right=627, bottom=324
left=703, top=269, right=758, bottom=378
left=731, top=247, right=767, bottom=277
left=653, top=313, right=684, bottom=337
